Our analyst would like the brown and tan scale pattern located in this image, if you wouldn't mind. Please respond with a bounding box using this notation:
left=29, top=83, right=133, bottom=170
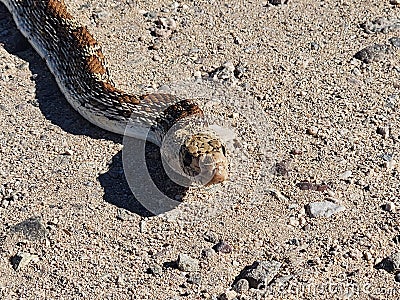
left=1, top=0, right=229, bottom=185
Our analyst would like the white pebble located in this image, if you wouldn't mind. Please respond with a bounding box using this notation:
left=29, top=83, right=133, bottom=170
left=339, top=170, right=352, bottom=180
left=193, top=71, right=202, bottom=78
left=385, top=159, right=397, bottom=170
left=289, top=216, right=299, bottom=227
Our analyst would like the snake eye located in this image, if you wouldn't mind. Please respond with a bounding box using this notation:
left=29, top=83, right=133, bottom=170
left=179, top=145, right=192, bottom=168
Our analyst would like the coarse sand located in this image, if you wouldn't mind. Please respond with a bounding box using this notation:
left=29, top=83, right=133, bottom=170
left=1, top=0, right=400, bottom=299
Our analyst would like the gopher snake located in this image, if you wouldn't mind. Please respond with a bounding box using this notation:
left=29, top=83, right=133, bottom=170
left=1, top=0, right=228, bottom=185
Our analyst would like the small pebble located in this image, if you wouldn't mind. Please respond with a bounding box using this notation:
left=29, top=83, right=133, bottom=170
left=204, top=231, right=219, bottom=243
left=377, top=126, right=390, bottom=138
left=339, top=170, right=352, bottom=180
left=389, top=37, right=400, bottom=48
left=349, top=249, right=362, bottom=260
left=287, top=238, right=300, bottom=246
left=393, top=235, right=400, bottom=244
left=289, top=217, right=299, bottom=227
left=306, top=126, right=318, bottom=137
left=152, top=54, right=162, bottom=62
left=149, top=40, right=162, bottom=50
left=384, top=159, right=397, bottom=170
left=238, top=260, right=282, bottom=288
left=354, top=44, right=390, bottom=63
left=116, top=208, right=134, bottom=221
left=273, top=160, right=290, bottom=176
left=64, top=149, right=73, bottom=155
left=147, top=264, right=162, bottom=275
left=11, top=252, right=39, bottom=271
left=268, top=0, right=288, bottom=5
left=327, top=189, right=336, bottom=197
left=177, top=254, right=199, bottom=272
left=116, top=274, right=125, bottom=287
left=364, top=251, right=373, bottom=261
left=290, top=149, right=303, bottom=155
left=187, top=273, right=201, bottom=285
left=201, top=248, right=216, bottom=258
left=193, top=71, right=202, bottom=79
left=310, top=42, right=319, bottom=50
left=140, top=220, right=147, bottom=233
left=306, top=201, right=346, bottom=218
left=382, top=201, right=396, bottom=212
left=220, top=290, right=237, bottom=300
left=232, top=279, right=249, bottom=293
left=213, top=240, right=233, bottom=253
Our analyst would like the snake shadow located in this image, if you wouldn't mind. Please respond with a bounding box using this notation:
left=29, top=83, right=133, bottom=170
left=0, top=4, right=188, bottom=217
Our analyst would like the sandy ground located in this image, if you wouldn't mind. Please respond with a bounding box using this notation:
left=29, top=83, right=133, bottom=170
left=0, top=0, right=400, bottom=299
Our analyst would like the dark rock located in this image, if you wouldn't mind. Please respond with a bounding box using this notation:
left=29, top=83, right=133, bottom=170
left=296, top=182, right=329, bottom=192
left=273, top=160, right=290, bottom=176
left=375, top=252, right=400, bottom=273
left=268, top=0, right=288, bottom=5
left=354, top=44, right=390, bottom=63
left=11, top=217, right=46, bottom=241
left=213, top=240, right=232, bottom=253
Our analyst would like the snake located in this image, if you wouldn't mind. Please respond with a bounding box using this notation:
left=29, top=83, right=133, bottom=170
left=1, top=0, right=228, bottom=186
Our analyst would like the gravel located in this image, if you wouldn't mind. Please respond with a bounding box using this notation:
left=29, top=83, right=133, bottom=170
left=361, top=17, right=400, bottom=34
left=1, top=0, right=400, bottom=298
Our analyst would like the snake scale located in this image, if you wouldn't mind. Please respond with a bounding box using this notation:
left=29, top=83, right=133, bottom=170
left=1, top=0, right=228, bottom=185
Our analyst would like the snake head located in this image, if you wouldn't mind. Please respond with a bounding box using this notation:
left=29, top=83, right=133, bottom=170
left=179, top=133, right=228, bottom=186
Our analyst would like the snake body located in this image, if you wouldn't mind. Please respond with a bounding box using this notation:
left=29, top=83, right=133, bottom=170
left=1, top=0, right=228, bottom=185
